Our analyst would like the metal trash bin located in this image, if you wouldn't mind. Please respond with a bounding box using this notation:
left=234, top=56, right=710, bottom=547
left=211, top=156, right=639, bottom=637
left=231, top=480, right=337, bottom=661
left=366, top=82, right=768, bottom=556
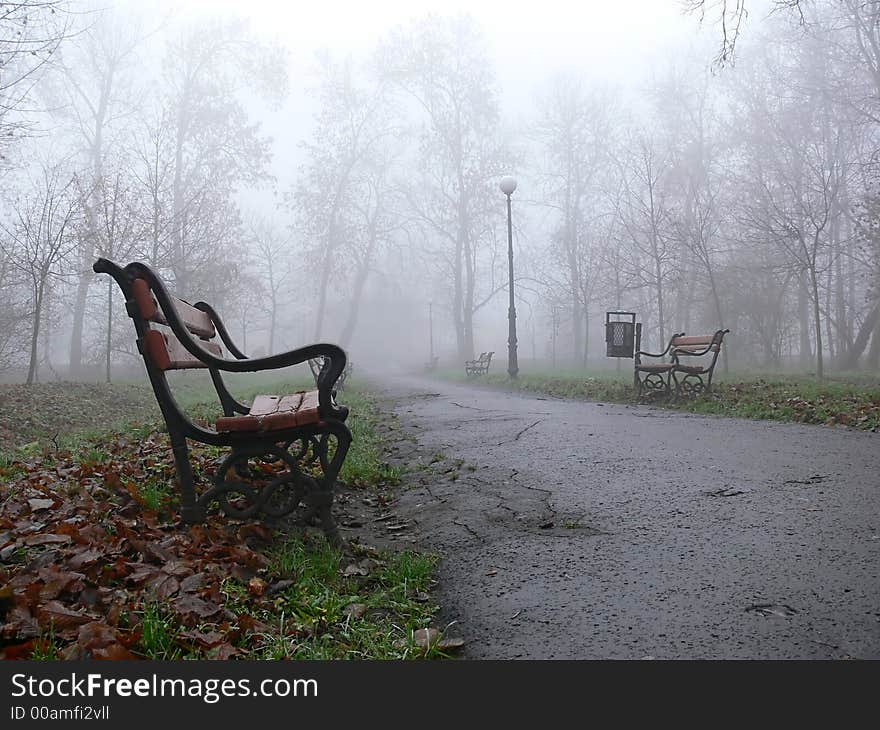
left=605, top=311, right=637, bottom=358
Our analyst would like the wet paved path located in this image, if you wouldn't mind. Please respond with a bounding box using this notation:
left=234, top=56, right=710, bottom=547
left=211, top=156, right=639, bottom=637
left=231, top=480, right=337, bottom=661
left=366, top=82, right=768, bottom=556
left=372, top=375, right=880, bottom=659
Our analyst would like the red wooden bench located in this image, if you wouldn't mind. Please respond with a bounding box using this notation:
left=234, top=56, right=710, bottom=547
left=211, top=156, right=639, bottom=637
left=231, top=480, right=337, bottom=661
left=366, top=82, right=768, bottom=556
left=94, top=258, right=352, bottom=545
left=634, top=329, right=729, bottom=397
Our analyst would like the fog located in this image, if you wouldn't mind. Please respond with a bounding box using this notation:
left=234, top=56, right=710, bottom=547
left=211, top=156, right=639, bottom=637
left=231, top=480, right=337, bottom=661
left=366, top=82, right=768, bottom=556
left=2, top=0, right=879, bottom=383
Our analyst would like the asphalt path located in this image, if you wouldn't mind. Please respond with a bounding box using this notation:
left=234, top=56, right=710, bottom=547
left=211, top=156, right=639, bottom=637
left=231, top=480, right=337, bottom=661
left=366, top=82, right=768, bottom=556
left=371, top=374, right=880, bottom=659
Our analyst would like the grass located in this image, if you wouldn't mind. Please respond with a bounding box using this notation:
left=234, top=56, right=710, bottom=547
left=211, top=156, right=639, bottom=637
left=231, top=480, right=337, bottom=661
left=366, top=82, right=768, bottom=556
left=138, top=602, right=185, bottom=660
left=434, top=366, right=880, bottom=431
left=0, top=373, right=450, bottom=661
left=122, top=538, right=441, bottom=660
left=237, top=537, right=440, bottom=660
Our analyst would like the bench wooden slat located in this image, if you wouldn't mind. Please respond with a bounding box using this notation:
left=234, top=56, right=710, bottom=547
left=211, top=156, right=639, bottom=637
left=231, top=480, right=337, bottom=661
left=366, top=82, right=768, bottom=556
left=144, top=327, right=222, bottom=370
left=133, top=277, right=215, bottom=339
left=215, top=390, right=321, bottom=433
left=671, top=335, right=714, bottom=346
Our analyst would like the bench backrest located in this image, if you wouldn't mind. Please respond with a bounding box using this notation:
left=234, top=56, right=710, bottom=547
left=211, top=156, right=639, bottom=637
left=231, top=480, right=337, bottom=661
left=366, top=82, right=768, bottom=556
left=484, top=351, right=493, bottom=363
left=670, top=330, right=728, bottom=357
left=132, top=277, right=222, bottom=371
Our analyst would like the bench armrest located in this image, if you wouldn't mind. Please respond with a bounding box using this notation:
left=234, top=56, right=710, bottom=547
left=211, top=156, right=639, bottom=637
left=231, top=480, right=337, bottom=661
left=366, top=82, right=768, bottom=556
left=638, top=332, right=687, bottom=359
left=125, top=262, right=347, bottom=413
left=637, top=349, right=670, bottom=359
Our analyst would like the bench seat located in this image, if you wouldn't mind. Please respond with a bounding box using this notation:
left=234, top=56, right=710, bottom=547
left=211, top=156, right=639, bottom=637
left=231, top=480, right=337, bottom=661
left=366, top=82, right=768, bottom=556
left=674, top=364, right=709, bottom=374
left=216, top=391, right=321, bottom=433
left=635, top=363, right=674, bottom=372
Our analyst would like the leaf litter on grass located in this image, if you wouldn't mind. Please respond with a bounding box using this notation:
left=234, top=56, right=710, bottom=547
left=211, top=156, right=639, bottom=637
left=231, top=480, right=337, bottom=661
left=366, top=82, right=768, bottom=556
left=0, top=430, right=444, bottom=660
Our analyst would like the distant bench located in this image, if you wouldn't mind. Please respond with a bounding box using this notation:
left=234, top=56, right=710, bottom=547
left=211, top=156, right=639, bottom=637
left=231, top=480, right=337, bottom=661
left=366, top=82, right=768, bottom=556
left=309, top=357, right=352, bottom=391
left=635, top=329, right=729, bottom=397
left=465, top=351, right=493, bottom=377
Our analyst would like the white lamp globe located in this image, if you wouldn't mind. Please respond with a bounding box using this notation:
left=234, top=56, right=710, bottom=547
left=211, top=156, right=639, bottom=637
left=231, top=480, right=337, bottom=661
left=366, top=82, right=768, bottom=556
left=499, top=175, right=517, bottom=196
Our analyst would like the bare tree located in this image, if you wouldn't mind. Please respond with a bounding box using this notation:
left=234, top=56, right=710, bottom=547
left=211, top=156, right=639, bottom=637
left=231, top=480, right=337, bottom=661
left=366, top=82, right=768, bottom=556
left=3, top=161, right=80, bottom=384
left=245, top=217, right=291, bottom=354
left=43, top=6, right=144, bottom=376
left=683, top=0, right=805, bottom=66
left=532, top=73, right=618, bottom=364
left=161, top=18, right=286, bottom=297
left=379, top=14, right=514, bottom=360
left=617, top=133, right=676, bottom=350
left=0, top=1, right=72, bottom=162
left=290, top=53, right=393, bottom=341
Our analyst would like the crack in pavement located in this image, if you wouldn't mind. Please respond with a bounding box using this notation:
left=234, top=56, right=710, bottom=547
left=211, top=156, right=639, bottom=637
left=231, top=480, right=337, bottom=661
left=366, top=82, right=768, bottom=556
left=497, top=418, right=544, bottom=446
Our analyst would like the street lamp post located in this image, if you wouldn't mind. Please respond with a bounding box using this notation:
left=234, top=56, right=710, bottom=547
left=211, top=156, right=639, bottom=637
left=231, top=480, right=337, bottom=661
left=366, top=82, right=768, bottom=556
left=500, top=175, right=518, bottom=379
left=428, top=300, right=434, bottom=363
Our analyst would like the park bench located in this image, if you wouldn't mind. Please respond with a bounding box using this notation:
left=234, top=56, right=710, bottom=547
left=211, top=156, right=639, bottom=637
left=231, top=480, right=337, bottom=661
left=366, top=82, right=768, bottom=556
left=93, top=258, right=352, bottom=545
left=465, top=351, right=493, bottom=376
left=634, top=329, right=729, bottom=397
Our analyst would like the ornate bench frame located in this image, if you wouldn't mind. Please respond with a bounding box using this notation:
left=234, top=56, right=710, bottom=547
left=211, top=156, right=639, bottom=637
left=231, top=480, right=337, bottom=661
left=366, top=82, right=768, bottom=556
left=634, top=332, right=685, bottom=396
left=94, top=258, right=352, bottom=545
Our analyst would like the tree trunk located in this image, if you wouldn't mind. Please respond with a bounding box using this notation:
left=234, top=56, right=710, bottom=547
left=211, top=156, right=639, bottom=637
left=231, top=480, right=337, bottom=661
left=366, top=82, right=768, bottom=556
left=69, top=264, right=92, bottom=377
left=268, top=294, right=277, bottom=354
left=583, top=306, right=589, bottom=369
left=339, top=262, right=369, bottom=349
left=26, top=281, right=46, bottom=386
left=798, top=270, right=812, bottom=368
left=313, top=248, right=332, bottom=340
left=868, top=313, right=880, bottom=370
left=810, top=268, right=823, bottom=380
left=842, top=303, right=879, bottom=369
left=707, top=266, right=728, bottom=374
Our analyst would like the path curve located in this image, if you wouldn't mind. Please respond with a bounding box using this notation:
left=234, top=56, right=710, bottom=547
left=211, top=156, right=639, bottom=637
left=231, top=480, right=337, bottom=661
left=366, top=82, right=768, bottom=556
left=372, top=374, right=880, bottom=659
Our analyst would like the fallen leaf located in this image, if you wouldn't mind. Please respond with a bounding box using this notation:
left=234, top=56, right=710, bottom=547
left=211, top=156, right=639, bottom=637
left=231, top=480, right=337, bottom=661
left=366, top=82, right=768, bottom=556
left=342, top=559, right=376, bottom=577
left=93, top=643, right=139, bottom=660
left=210, top=643, right=239, bottom=660
left=77, top=621, right=121, bottom=651
left=179, top=573, right=206, bottom=593
left=23, top=534, right=71, bottom=546
left=146, top=573, right=180, bottom=600
left=37, top=601, right=91, bottom=634
left=247, top=577, right=267, bottom=597
left=412, top=627, right=439, bottom=649
left=180, top=629, right=226, bottom=648
left=437, top=636, right=465, bottom=651
left=28, top=499, right=55, bottom=512
left=172, top=595, right=222, bottom=623
left=267, top=579, right=295, bottom=596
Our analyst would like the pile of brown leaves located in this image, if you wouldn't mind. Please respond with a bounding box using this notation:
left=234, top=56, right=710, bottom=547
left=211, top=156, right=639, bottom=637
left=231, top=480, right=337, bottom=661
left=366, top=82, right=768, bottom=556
left=0, top=433, right=285, bottom=660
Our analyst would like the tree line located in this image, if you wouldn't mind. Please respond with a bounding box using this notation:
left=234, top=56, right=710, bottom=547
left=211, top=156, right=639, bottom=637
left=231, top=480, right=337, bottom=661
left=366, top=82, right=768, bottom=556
left=1, top=1, right=879, bottom=383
